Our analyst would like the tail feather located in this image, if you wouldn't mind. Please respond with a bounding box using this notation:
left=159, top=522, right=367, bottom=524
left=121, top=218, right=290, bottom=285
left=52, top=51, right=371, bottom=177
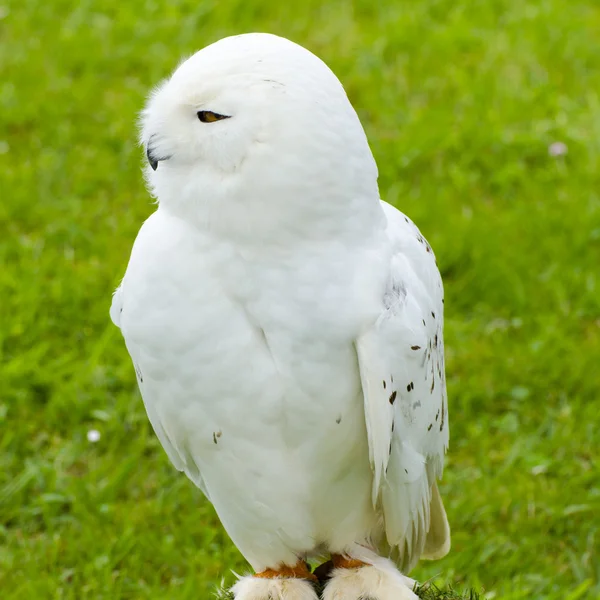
left=421, top=482, right=451, bottom=560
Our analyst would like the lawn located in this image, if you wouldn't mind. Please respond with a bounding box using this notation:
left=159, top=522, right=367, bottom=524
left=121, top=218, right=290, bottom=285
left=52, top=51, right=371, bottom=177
left=1, top=0, right=599, bottom=598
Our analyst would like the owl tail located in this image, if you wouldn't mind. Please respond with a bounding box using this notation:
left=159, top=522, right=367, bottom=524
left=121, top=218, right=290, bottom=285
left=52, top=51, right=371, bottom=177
left=421, top=482, right=451, bottom=560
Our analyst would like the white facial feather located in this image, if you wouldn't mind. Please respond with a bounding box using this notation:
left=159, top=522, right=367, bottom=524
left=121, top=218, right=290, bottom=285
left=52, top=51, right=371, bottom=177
left=139, top=33, right=380, bottom=242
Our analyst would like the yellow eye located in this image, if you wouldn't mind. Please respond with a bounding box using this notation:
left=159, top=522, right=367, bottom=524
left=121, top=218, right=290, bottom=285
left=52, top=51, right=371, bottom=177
left=197, top=110, right=230, bottom=123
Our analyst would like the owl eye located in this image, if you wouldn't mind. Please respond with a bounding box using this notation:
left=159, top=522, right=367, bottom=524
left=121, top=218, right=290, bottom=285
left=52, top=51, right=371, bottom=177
left=197, top=110, right=230, bottom=123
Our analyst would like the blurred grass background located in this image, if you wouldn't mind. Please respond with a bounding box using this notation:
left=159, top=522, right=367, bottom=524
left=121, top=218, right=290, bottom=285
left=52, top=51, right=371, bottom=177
left=1, top=0, right=599, bottom=598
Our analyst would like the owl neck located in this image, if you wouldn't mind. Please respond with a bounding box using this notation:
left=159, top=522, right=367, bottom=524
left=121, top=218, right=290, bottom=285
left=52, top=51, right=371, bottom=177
left=152, top=165, right=384, bottom=249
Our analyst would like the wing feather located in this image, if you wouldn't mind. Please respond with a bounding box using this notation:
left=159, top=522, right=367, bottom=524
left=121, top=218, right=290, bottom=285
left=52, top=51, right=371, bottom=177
left=110, top=214, right=212, bottom=500
left=357, top=201, right=449, bottom=571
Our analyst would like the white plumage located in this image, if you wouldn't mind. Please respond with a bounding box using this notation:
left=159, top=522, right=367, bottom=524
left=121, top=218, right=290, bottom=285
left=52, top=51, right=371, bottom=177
left=111, top=33, right=449, bottom=600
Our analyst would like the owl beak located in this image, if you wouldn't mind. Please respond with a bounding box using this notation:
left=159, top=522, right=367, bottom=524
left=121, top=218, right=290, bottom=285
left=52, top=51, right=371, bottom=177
left=146, top=136, right=171, bottom=171
left=146, top=145, right=159, bottom=171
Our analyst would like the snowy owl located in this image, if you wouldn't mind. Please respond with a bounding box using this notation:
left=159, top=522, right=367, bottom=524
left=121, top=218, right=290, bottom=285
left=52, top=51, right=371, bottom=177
left=111, top=33, right=450, bottom=600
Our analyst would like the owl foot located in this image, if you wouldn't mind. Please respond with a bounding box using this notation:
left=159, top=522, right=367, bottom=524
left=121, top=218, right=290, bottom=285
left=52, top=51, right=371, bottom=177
left=232, top=561, right=318, bottom=600
left=231, top=576, right=318, bottom=600
left=322, top=552, right=418, bottom=600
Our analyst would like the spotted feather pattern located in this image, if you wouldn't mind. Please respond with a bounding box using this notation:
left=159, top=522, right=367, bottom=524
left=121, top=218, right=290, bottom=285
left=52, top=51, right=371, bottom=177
left=357, top=201, right=449, bottom=572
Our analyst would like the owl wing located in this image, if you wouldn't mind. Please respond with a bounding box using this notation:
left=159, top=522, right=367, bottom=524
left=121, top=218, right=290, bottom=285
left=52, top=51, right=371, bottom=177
left=356, top=201, right=450, bottom=572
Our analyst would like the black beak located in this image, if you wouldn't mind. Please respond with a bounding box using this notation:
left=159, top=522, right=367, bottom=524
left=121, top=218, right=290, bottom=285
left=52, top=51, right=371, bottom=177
left=146, top=137, right=171, bottom=171
left=146, top=145, right=159, bottom=171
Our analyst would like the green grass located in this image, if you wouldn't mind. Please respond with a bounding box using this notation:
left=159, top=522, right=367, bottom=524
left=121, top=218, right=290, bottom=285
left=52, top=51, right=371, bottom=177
left=1, top=0, right=599, bottom=598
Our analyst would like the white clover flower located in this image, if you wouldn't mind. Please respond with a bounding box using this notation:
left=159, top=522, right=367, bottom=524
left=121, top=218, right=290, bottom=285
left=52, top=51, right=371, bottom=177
left=87, top=429, right=101, bottom=443
left=548, top=141, right=568, bottom=157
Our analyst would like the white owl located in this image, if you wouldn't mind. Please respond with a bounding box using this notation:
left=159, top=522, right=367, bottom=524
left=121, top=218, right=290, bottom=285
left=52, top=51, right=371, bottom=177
left=111, top=33, right=450, bottom=600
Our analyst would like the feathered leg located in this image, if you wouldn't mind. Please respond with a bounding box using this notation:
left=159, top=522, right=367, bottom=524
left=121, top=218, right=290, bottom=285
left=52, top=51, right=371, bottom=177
left=322, top=547, right=418, bottom=600
left=231, top=561, right=319, bottom=600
